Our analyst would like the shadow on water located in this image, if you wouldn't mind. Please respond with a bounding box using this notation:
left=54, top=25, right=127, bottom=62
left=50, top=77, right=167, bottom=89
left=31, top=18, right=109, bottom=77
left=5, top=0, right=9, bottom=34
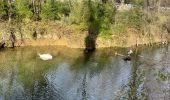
left=70, top=48, right=114, bottom=100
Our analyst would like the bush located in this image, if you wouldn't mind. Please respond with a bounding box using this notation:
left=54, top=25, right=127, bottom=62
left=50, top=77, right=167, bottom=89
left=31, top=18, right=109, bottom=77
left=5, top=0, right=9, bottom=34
left=41, top=0, right=60, bottom=20
left=0, top=1, right=6, bottom=19
left=71, top=0, right=116, bottom=38
left=0, top=1, right=10, bottom=20
left=14, top=0, right=33, bottom=22
left=41, top=0, right=70, bottom=21
left=113, top=7, right=143, bottom=35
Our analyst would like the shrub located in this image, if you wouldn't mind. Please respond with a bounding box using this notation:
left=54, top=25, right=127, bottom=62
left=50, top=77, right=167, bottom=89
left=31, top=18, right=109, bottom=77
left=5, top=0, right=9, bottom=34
left=113, top=7, right=143, bottom=35
left=14, top=0, right=33, bottom=22
left=41, top=0, right=60, bottom=20
left=41, top=0, right=70, bottom=21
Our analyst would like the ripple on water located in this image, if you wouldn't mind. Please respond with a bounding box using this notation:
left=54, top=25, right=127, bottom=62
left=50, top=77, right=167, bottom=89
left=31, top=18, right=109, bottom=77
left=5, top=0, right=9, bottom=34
left=0, top=45, right=169, bottom=100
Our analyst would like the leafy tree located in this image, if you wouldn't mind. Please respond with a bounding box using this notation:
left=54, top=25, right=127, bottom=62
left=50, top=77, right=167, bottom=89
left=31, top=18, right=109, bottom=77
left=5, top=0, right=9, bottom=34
left=81, top=0, right=116, bottom=37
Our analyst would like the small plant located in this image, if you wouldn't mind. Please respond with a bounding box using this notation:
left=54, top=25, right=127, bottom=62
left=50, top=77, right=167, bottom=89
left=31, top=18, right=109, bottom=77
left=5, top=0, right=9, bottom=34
left=155, top=69, right=170, bottom=81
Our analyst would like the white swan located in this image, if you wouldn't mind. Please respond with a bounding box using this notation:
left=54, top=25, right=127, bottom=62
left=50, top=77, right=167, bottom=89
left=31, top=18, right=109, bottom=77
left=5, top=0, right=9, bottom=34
left=38, top=53, right=53, bottom=60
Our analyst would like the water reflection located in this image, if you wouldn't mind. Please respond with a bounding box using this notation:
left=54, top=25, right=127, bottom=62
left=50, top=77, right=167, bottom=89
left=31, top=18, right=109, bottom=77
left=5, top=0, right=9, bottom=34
left=0, top=45, right=169, bottom=100
left=45, top=57, right=131, bottom=100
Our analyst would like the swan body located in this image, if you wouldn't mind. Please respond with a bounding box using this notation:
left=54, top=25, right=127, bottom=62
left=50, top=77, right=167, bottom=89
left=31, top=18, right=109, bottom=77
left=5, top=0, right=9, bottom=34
left=38, top=53, right=53, bottom=60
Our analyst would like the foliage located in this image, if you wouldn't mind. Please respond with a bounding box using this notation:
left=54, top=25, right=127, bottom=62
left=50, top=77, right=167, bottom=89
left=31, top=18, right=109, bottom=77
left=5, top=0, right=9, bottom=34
left=0, top=1, right=6, bottom=19
left=14, top=0, right=32, bottom=22
left=74, top=0, right=116, bottom=38
left=155, top=69, right=170, bottom=81
left=98, top=2, right=116, bottom=37
left=41, top=0, right=70, bottom=20
left=0, top=0, right=9, bottom=20
left=113, top=7, right=144, bottom=35
left=0, top=0, right=168, bottom=40
left=41, top=0, right=60, bottom=20
left=130, top=0, right=144, bottom=6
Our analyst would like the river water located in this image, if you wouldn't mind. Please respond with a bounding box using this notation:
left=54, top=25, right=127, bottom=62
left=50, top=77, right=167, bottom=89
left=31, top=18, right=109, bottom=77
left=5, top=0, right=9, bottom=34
left=0, top=45, right=169, bottom=100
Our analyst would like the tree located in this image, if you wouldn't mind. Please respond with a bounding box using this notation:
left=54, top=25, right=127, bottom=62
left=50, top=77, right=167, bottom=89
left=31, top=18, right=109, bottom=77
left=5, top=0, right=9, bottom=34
left=82, top=0, right=116, bottom=51
left=8, top=0, right=13, bottom=22
left=31, top=0, right=42, bottom=21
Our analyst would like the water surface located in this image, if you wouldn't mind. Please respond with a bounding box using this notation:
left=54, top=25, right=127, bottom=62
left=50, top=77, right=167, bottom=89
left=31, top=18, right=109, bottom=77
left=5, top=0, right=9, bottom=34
left=0, top=45, right=169, bottom=100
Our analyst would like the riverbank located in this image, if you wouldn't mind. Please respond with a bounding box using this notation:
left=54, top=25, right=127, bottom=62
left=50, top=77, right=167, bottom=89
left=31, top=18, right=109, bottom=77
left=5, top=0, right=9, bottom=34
left=0, top=0, right=170, bottom=49
left=0, top=21, right=169, bottom=49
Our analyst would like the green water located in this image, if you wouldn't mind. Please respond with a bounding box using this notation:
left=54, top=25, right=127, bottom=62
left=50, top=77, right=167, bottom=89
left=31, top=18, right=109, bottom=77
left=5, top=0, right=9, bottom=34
left=0, top=45, right=169, bottom=100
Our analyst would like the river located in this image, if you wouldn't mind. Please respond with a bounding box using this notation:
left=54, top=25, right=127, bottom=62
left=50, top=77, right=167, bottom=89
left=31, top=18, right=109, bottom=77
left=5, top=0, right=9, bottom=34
left=0, top=45, right=169, bottom=100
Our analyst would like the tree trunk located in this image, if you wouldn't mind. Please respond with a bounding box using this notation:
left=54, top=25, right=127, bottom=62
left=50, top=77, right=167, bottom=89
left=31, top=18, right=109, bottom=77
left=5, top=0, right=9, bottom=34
left=157, top=0, right=161, bottom=13
left=146, top=0, right=150, bottom=10
left=8, top=0, right=12, bottom=22
left=32, top=0, right=41, bottom=21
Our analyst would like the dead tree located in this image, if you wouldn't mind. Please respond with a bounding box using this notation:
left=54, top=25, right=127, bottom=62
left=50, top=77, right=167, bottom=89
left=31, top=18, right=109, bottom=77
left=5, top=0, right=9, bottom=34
left=9, top=30, right=16, bottom=48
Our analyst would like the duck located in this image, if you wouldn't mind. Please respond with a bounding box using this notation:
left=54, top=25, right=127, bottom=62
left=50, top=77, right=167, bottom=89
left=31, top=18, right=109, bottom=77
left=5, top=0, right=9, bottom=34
left=123, top=55, right=131, bottom=61
left=123, top=49, right=133, bottom=61
left=38, top=53, right=53, bottom=61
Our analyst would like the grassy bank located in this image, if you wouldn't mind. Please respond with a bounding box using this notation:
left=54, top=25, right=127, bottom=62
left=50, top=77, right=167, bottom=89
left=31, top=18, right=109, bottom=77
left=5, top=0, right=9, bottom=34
left=0, top=0, right=169, bottom=48
left=0, top=20, right=169, bottom=49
